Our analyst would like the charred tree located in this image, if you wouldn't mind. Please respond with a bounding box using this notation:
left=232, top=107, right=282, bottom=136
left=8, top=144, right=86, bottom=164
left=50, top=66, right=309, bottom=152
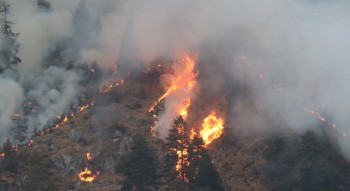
left=0, top=0, right=20, bottom=73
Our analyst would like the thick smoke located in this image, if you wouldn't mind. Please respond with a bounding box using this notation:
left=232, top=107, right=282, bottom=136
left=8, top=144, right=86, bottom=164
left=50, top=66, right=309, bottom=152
left=0, top=0, right=127, bottom=143
left=0, top=78, right=23, bottom=143
left=113, top=0, right=350, bottom=157
left=2, top=0, right=350, bottom=158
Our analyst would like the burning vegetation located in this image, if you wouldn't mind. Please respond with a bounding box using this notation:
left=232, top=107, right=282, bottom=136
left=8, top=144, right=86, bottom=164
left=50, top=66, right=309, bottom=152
left=2, top=1, right=350, bottom=190
left=200, top=112, right=225, bottom=145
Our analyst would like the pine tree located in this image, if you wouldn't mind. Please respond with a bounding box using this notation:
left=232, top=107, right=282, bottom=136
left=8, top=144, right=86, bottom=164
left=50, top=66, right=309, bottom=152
left=163, top=117, right=224, bottom=190
left=194, top=151, right=224, bottom=191
left=121, top=135, right=157, bottom=191
left=165, top=116, right=190, bottom=182
left=0, top=0, right=20, bottom=73
left=187, top=134, right=224, bottom=191
left=186, top=134, right=205, bottom=183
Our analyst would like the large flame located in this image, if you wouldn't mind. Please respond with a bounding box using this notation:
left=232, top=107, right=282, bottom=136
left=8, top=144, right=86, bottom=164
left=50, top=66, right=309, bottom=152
left=150, top=54, right=198, bottom=136
left=78, top=167, right=98, bottom=182
left=200, top=112, right=224, bottom=145
left=79, top=152, right=98, bottom=182
left=149, top=54, right=197, bottom=114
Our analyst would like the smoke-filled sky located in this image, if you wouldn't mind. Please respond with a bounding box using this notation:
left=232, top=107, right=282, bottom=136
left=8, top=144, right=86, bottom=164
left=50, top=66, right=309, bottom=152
left=1, top=0, right=350, bottom=157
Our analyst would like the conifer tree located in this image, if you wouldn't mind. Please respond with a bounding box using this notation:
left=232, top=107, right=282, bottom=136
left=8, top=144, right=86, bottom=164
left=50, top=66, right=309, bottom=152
left=165, top=116, right=190, bottom=181
left=194, top=150, right=224, bottom=191
left=121, top=135, right=157, bottom=191
left=186, top=134, right=205, bottom=183
left=163, top=117, right=224, bottom=190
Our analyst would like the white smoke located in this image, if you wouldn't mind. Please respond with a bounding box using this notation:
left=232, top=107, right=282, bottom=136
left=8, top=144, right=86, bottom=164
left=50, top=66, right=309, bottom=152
left=0, top=78, right=23, bottom=143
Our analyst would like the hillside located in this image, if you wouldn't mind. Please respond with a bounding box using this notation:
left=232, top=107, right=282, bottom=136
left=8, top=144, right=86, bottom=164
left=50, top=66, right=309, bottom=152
left=0, top=74, right=271, bottom=191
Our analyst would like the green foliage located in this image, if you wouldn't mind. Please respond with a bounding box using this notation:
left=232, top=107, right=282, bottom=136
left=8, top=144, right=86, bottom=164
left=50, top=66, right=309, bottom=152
left=121, top=135, right=157, bottom=191
left=192, top=151, right=224, bottom=191
left=186, top=135, right=205, bottom=183
left=264, top=131, right=350, bottom=191
left=0, top=140, right=19, bottom=172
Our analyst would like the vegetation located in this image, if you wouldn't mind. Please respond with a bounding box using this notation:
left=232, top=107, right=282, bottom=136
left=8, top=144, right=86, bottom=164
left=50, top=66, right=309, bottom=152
left=0, top=140, right=19, bottom=172
left=121, top=135, right=157, bottom=191
left=264, top=130, right=350, bottom=191
left=163, top=116, right=224, bottom=191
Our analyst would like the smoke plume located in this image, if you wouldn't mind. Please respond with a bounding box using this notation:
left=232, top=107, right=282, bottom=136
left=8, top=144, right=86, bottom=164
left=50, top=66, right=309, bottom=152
left=1, top=0, right=350, bottom=158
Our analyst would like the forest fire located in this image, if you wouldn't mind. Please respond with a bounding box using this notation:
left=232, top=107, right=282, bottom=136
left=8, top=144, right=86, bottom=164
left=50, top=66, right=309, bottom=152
left=303, top=107, right=349, bottom=138
left=87, top=152, right=92, bottom=161
left=99, top=79, right=125, bottom=93
left=200, top=112, right=224, bottom=145
left=78, top=167, right=98, bottom=182
left=149, top=54, right=197, bottom=114
left=149, top=53, right=198, bottom=137
left=79, top=152, right=98, bottom=182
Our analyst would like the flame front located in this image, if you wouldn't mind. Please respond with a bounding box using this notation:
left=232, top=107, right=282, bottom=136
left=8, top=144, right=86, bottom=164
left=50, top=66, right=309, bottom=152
left=150, top=53, right=198, bottom=136
left=149, top=54, right=197, bottom=114
left=79, top=167, right=97, bottom=182
left=200, top=112, right=224, bottom=145
left=303, top=107, right=350, bottom=137
left=100, top=79, right=125, bottom=93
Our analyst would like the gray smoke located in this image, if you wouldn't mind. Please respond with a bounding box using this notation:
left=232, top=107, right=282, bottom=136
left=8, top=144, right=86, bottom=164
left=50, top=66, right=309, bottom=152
left=1, top=0, right=350, bottom=158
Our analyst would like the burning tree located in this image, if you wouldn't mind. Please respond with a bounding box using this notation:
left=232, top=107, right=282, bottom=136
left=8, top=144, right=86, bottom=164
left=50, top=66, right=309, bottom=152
left=0, top=0, right=21, bottom=73
left=163, top=116, right=224, bottom=190
left=164, top=116, right=190, bottom=182
left=121, top=135, right=157, bottom=191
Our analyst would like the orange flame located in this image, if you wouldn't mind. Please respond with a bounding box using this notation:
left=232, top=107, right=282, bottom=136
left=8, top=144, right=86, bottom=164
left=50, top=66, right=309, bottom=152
left=100, top=79, right=125, bottom=93
left=149, top=54, right=198, bottom=113
left=200, top=112, right=224, bottom=145
left=178, top=98, right=191, bottom=119
left=27, top=140, right=34, bottom=147
left=78, top=167, right=98, bottom=182
left=79, top=104, right=89, bottom=112
left=87, top=153, right=92, bottom=161
left=149, top=54, right=198, bottom=137
left=303, top=107, right=350, bottom=137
